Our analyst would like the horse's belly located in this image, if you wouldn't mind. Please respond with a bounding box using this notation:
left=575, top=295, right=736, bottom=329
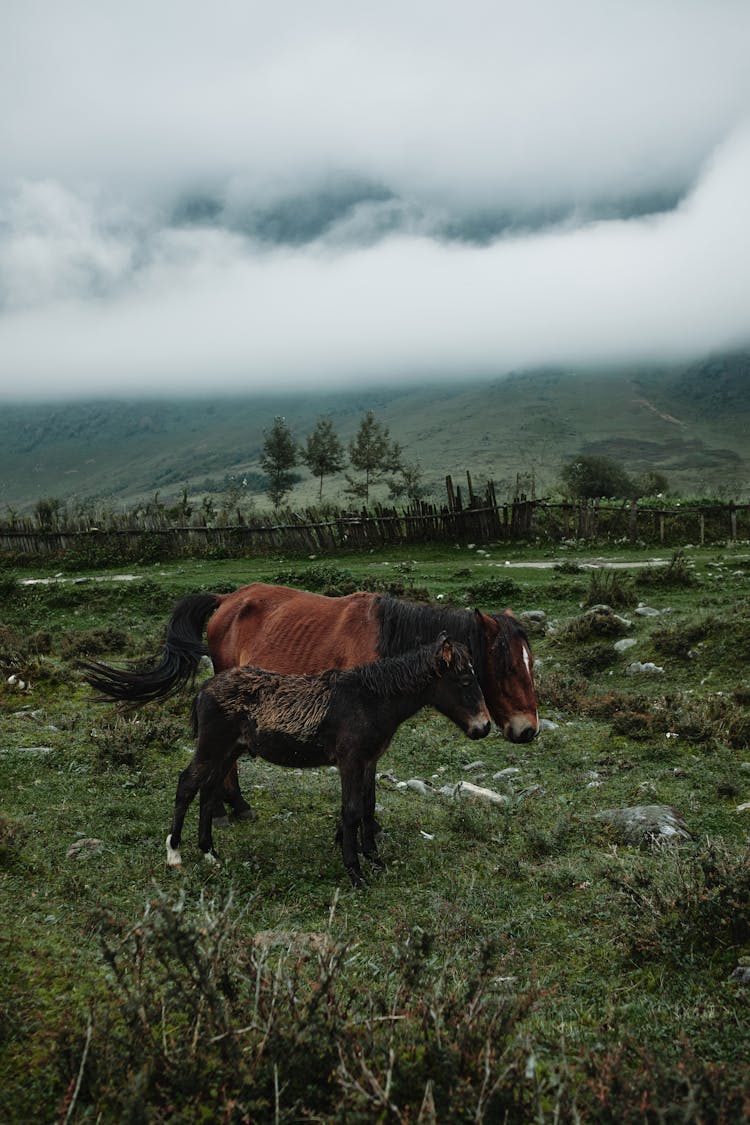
left=255, top=730, right=335, bottom=769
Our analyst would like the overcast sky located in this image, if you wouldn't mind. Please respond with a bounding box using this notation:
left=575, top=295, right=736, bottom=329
left=1, top=0, right=749, bottom=400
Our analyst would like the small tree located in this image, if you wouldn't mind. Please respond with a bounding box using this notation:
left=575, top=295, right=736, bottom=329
left=636, top=470, right=669, bottom=497
left=345, top=411, right=402, bottom=505
left=34, top=496, right=64, bottom=530
left=387, top=460, right=427, bottom=504
left=560, top=455, right=635, bottom=499
left=261, top=416, right=298, bottom=511
left=300, top=417, right=346, bottom=502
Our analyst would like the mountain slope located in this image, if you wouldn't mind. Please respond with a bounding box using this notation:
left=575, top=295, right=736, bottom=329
left=1, top=353, right=748, bottom=513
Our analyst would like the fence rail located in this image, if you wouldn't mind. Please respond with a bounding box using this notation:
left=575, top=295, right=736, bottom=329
left=1, top=479, right=749, bottom=562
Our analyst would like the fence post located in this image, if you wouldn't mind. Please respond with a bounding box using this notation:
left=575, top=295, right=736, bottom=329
left=629, top=500, right=638, bottom=544
left=730, top=501, right=737, bottom=541
left=445, top=475, right=455, bottom=510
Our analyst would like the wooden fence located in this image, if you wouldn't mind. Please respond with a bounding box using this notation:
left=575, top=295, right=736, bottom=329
left=1, top=477, right=749, bottom=562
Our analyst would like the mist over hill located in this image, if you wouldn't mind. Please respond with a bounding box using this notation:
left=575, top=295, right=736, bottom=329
left=1, top=353, right=748, bottom=514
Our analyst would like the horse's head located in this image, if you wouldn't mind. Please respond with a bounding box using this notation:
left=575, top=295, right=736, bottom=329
left=474, top=609, right=539, bottom=743
left=430, top=635, right=491, bottom=741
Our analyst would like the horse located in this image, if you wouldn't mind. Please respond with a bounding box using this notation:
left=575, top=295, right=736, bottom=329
left=165, top=635, right=491, bottom=886
left=81, top=581, right=539, bottom=820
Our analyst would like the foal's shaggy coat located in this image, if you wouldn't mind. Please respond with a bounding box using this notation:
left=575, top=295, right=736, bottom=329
left=166, top=636, right=490, bottom=886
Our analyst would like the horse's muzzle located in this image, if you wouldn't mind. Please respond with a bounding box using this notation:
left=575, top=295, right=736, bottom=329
left=468, top=719, right=492, bottom=740
left=504, top=717, right=539, bottom=743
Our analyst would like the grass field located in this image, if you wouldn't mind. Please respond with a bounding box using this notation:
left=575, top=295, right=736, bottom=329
left=1, top=543, right=749, bottom=1121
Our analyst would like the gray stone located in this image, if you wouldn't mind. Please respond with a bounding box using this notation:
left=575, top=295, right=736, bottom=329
left=626, top=661, right=664, bottom=675
left=614, top=638, right=637, bottom=653
left=596, top=805, right=690, bottom=844
left=66, top=837, right=106, bottom=859
left=439, top=781, right=510, bottom=806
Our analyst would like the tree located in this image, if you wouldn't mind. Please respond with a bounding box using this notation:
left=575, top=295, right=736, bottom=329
left=261, top=416, right=298, bottom=511
left=344, top=411, right=402, bottom=505
left=387, top=460, right=427, bottom=504
left=636, top=470, right=669, bottom=497
left=300, top=417, right=346, bottom=502
left=560, top=455, right=635, bottom=499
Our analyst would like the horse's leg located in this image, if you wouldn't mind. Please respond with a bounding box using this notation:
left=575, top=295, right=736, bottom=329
left=199, top=774, right=221, bottom=863
left=338, top=751, right=366, bottom=887
left=166, top=764, right=200, bottom=866
left=220, top=762, right=255, bottom=821
left=361, top=758, right=383, bottom=868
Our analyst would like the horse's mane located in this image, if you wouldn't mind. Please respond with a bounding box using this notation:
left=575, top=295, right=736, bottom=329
left=375, top=596, right=528, bottom=679
left=339, top=638, right=472, bottom=700
left=376, top=597, right=484, bottom=660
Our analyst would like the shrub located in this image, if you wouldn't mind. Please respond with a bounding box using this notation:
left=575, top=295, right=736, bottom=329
left=616, top=839, right=750, bottom=962
left=464, top=576, right=522, bottom=604
left=636, top=549, right=696, bottom=589
left=272, top=564, right=359, bottom=596
left=581, top=568, right=637, bottom=610
left=54, top=891, right=538, bottom=1123
left=89, top=714, right=186, bottom=768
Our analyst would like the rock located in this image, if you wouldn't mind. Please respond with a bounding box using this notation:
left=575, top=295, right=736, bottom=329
left=253, top=931, right=332, bottom=954
left=397, top=778, right=432, bottom=796
left=626, top=661, right=664, bottom=675
left=493, top=767, right=521, bottom=779
left=596, top=805, right=690, bottom=844
left=439, top=781, right=509, bottom=807
left=730, top=966, right=750, bottom=985
left=614, top=638, right=637, bottom=653
left=463, top=760, right=486, bottom=771
left=736, top=802, right=750, bottom=813
left=66, top=837, right=105, bottom=859
left=0, top=745, right=54, bottom=757
left=538, top=718, right=558, bottom=732
left=521, top=610, right=547, bottom=623
left=635, top=605, right=662, bottom=617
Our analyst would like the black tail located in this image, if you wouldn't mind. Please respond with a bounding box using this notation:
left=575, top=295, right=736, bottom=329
left=79, top=593, right=221, bottom=705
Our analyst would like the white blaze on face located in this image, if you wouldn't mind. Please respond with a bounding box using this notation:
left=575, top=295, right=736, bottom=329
left=521, top=644, right=540, bottom=728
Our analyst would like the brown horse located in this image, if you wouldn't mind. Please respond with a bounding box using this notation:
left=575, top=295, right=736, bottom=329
left=82, top=582, right=539, bottom=819
left=166, top=635, right=491, bottom=886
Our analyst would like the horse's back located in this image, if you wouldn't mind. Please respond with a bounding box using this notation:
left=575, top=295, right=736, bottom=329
left=207, top=583, right=379, bottom=674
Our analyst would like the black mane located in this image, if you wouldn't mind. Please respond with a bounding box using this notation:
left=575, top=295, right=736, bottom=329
left=375, top=595, right=528, bottom=679
left=339, top=638, right=471, bottom=700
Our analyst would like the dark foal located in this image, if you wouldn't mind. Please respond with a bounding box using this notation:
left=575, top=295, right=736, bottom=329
left=166, top=635, right=490, bottom=886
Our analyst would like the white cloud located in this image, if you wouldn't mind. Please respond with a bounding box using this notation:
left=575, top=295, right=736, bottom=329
left=0, top=1, right=749, bottom=396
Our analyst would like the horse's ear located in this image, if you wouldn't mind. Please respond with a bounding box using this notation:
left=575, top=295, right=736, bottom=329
left=475, top=609, right=499, bottom=638
left=439, top=635, right=454, bottom=666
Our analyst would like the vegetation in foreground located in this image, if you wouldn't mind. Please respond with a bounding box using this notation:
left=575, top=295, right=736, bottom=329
left=1, top=543, right=750, bottom=1121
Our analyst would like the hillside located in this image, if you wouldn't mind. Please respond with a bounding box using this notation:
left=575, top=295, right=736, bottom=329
left=1, top=353, right=748, bottom=513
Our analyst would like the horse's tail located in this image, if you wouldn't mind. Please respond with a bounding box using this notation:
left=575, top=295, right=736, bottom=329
left=79, top=592, right=222, bottom=705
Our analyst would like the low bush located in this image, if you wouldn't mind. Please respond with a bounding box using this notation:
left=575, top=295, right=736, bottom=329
left=635, top=549, right=697, bottom=589
left=581, top=569, right=637, bottom=610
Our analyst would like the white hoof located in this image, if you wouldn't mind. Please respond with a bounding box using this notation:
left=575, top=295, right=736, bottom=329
left=203, top=851, right=220, bottom=866
left=165, top=833, right=182, bottom=867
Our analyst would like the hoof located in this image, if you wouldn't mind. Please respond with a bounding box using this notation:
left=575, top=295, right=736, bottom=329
left=203, top=851, right=220, bottom=866
left=165, top=834, right=182, bottom=868
left=232, top=806, right=257, bottom=822
left=212, top=814, right=231, bottom=829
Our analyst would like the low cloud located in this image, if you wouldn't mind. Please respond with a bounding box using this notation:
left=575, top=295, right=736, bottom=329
left=1, top=1, right=749, bottom=397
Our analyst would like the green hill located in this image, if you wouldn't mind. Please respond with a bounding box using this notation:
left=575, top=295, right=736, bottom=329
left=1, top=353, right=748, bottom=514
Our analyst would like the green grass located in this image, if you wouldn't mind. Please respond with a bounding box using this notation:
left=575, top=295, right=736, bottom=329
left=2, top=544, right=750, bottom=1121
